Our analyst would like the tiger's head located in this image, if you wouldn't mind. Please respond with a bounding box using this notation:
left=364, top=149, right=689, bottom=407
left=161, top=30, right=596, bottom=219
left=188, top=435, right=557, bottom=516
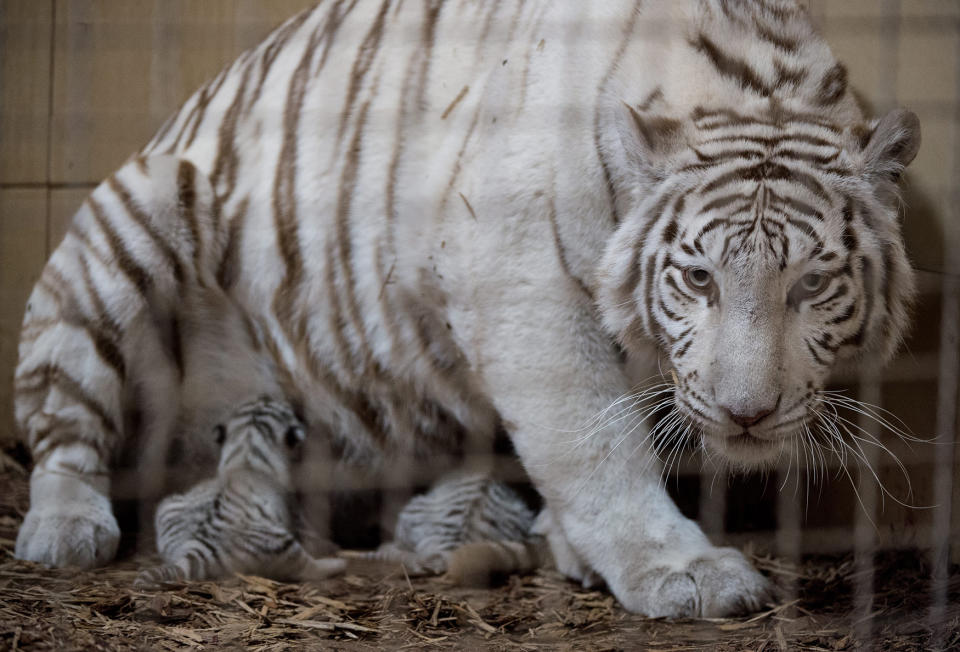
left=598, top=100, right=920, bottom=468
left=215, top=396, right=306, bottom=479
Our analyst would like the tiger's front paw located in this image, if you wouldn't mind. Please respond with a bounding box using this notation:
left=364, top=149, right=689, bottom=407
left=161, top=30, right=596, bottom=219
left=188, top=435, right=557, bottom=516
left=15, top=473, right=119, bottom=569
left=16, top=505, right=120, bottom=569
left=616, top=546, right=775, bottom=618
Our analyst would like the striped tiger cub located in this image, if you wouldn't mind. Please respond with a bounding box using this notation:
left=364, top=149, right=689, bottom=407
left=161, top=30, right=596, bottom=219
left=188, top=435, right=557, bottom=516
left=375, top=474, right=604, bottom=588
left=16, top=0, right=920, bottom=618
left=370, top=472, right=541, bottom=577
left=135, top=397, right=345, bottom=588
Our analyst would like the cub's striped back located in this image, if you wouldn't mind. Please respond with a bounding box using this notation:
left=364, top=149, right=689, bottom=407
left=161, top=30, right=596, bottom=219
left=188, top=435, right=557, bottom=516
left=371, top=472, right=546, bottom=582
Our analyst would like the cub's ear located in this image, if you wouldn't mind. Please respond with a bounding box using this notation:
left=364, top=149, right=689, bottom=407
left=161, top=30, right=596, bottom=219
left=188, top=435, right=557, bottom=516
left=858, top=108, right=921, bottom=197
left=613, top=101, right=686, bottom=183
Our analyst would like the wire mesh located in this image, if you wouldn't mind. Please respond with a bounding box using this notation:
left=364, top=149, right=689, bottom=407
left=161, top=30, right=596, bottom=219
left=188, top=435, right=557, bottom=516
left=0, top=0, right=958, bottom=648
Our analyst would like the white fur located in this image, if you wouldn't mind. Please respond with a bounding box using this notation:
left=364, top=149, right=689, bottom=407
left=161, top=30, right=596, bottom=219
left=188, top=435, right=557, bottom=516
left=15, top=0, right=918, bottom=617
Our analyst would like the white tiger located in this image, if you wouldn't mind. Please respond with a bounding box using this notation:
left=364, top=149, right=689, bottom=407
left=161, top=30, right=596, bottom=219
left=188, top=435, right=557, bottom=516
left=135, top=397, right=346, bottom=588
left=14, top=0, right=920, bottom=618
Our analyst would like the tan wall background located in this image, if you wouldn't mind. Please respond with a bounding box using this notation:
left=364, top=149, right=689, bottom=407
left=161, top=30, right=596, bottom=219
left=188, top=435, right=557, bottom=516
left=0, top=0, right=318, bottom=446
left=1, top=1, right=958, bottom=554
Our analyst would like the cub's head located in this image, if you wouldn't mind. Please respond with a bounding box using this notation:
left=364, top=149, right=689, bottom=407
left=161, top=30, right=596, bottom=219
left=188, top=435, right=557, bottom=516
left=598, top=102, right=920, bottom=468
left=215, top=396, right=305, bottom=477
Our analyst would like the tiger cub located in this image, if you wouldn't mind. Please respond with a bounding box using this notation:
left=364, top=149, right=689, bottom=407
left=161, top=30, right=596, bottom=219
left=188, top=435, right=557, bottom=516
left=371, top=472, right=550, bottom=585
left=135, top=397, right=345, bottom=588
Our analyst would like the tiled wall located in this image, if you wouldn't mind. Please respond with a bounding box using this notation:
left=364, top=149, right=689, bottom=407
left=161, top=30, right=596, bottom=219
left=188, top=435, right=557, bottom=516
left=808, top=0, right=960, bottom=276
left=803, top=0, right=960, bottom=563
left=0, top=0, right=318, bottom=446
left=0, top=1, right=958, bottom=555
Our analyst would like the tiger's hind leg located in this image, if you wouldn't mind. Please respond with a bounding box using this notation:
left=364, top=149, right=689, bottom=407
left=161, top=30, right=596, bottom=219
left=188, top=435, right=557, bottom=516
left=133, top=562, right=186, bottom=590
left=443, top=539, right=549, bottom=586
left=297, top=554, right=348, bottom=582
left=134, top=547, right=224, bottom=588
left=365, top=542, right=444, bottom=575
left=14, top=155, right=225, bottom=569
left=273, top=540, right=346, bottom=582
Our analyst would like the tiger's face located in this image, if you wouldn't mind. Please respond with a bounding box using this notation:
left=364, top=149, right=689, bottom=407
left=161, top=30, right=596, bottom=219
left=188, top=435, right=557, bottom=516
left=216, top=397, right=305, bottom=477
left=599, top=103, right=920, bottom=468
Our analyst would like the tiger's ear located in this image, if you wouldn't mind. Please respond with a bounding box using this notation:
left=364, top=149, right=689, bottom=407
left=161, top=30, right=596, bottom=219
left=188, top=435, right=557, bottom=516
left=858, top=108, right=921, bottom=201
left=613, top=101, right=686, bottom=184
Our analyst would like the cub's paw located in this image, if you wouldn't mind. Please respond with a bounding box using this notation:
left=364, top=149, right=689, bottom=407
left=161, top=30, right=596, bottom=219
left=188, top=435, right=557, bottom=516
left=15, top=503, right=120, bottom=569
left=301, top=556, right=348, bottom=581
left=134, top=564, right=185, bottom=590
left=618, top=547, right=775, bottom=618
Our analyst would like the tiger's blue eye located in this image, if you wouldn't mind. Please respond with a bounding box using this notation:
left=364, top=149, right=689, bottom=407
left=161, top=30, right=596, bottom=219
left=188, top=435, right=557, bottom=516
left=683, top=267, right=713, bottom=292
left=788, top=272, right=831, bottom=305
left=798, top=272, right=829, bottom=296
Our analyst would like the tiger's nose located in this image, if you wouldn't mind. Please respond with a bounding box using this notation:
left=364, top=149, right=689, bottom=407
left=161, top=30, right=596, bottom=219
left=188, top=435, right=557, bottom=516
left=725, top=406, right=775, bottom=428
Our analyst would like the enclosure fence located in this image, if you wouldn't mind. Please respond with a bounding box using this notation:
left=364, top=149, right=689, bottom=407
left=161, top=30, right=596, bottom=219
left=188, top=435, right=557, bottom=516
left=0, top=0, right=958, bottom=647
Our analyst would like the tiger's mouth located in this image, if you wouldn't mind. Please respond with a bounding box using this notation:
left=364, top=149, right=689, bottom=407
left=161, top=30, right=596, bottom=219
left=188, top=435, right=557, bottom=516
left=672, top=392, right=809, bottom=466
left=699, top=427, right=780, bottom=451
left=700, top=428, right=785, bottom=467
left=728, top=431, right=776, bottom=449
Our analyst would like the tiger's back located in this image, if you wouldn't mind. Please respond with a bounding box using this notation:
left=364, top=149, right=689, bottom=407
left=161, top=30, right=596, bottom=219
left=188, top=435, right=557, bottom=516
left=131, top=0, right=878, bottom=467
left=15, top=0, right=878, bottom=478
left=140, top=0, right=526, bottom=465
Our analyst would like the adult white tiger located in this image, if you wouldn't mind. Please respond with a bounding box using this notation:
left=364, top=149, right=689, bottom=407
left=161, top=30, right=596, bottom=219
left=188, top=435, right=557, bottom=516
left=13, top=0, right=919, bottom=618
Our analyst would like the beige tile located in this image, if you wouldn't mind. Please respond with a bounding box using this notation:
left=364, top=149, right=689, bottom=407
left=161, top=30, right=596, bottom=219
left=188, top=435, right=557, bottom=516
left=899, top=0, right=960, bottom=18
left=49, top=0, right=318, bottom=185
left=907, top=115, right=956, bottom=192
left=0, top=190, right=48, bottom=445
left=824, top=30, right=885, bottom=104
left=51, top=0, right=163, bottom=184
left=896, top=32, right=959, bottom=105
left=0, top=190, right=48, bottom=330
left=0, top=0, right=53, bottom=184
left=802, top=0, right=823, bottom=18
left=898, top=277, right=944, bottom=355
left=903, top=188, right=958, bottom=274
left=820, top=0, right=890, bottom=20
left=822, top=15, right=958, bottom=278
left=899, top=109, right=955, bottom=274
left=49, top=187, right=95, bottom=255
left=234, top=0, right=318, bottom=38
